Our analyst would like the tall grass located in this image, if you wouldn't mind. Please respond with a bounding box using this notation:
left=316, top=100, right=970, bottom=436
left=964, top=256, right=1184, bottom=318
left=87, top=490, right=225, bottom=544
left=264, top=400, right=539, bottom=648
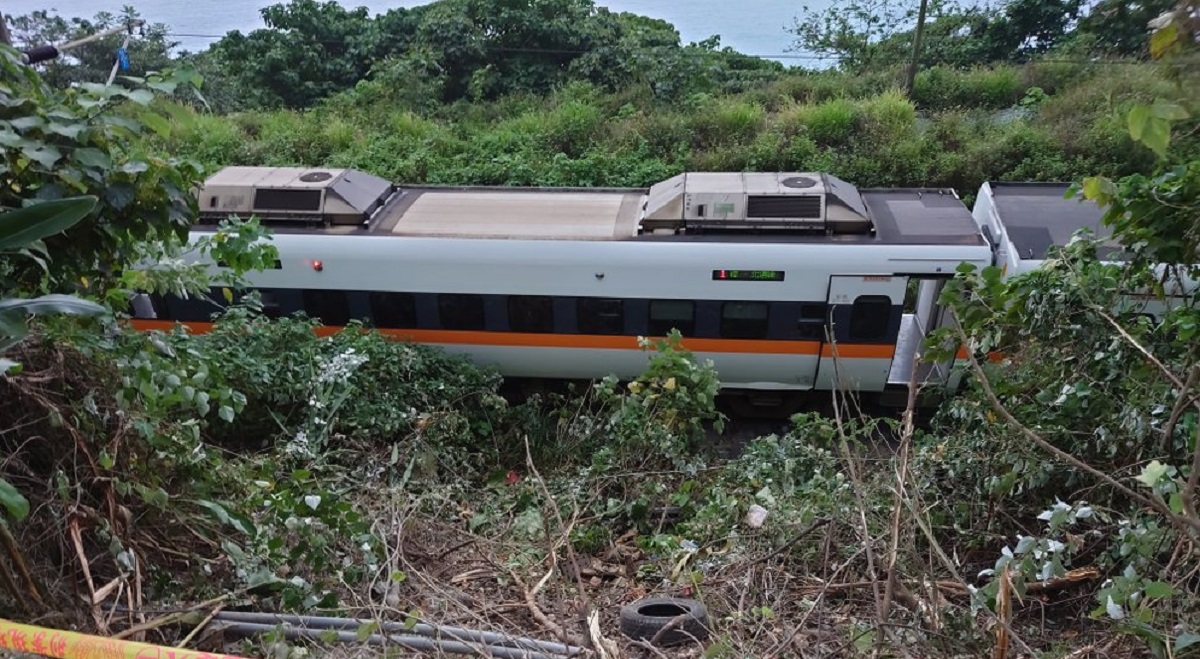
left=154, top=60, right=1189, bottom=198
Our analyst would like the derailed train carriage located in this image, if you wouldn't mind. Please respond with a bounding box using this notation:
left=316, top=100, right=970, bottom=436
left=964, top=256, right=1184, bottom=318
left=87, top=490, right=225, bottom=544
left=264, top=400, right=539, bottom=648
left=128, top=166, right=1156, bottom=409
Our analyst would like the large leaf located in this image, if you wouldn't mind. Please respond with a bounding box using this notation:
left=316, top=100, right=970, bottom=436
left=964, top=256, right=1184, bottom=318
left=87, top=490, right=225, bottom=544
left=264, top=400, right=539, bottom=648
left=0, top=196, right=98, bottom=252
left=0, top=294, right=106, bottom=318
left=0, top=477, right=30, bottom=521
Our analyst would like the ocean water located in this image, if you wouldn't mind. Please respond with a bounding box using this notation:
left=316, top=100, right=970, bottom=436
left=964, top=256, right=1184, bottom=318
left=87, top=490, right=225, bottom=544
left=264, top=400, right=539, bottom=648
left=5, top=0, right=823, bottom=64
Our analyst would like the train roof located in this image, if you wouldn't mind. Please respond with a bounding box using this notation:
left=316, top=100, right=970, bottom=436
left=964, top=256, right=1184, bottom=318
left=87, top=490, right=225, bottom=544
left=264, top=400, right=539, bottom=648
left=986, top=182, right=1115, bottom=259
left=194, top=166, right=987, bottom=247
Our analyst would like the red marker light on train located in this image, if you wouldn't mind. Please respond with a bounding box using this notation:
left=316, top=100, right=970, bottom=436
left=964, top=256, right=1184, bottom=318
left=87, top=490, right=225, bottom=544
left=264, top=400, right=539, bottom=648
left=312, top=260, right=324, bottom=272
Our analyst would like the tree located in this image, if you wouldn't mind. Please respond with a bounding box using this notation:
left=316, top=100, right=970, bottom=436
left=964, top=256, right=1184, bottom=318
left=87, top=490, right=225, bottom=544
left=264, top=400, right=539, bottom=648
left=411, top=0, right=609, bottom=101
left=209, top=0, right=414, bottom=109
left=792, top=0, right=925, bottom=70
left=6, top=7, right=177, bottom=88
left=1071, top=0, right=1179, bottom=57
left=794, top=0, right=1086, bottom=70
left=0, top=45, right=278, bottom=309
left=0, top=48, right=202, bottom=295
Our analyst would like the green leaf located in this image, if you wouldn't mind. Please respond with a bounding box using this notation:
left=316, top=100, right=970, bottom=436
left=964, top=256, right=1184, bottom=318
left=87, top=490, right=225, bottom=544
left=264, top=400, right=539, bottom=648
left=9, top=115, right=45, bottom=131
left=354, top=622, right=378, bottom=642
left=1169, top=492, right=1184, bottom=514
left=1150, top=22, right=1179, bottom=59
left=1176, top=633, right=1200, bottom=653
left=1081, top=176, right=1116, bottom=203
left=105, top=183, right=136, bottom=210
left=0, top=128, right=32, bottom=148
left=218, top=405, right=235, bottom=422
left=125, top=89, right=155, bottom=105
left=1128, top=105, right=1151, bottom=140
left=140, top=112, right=171, bottom=138
left=0, top=196, right=96, bottom=252
left=1143, top=581, right=1174, bottom=599
left=0, top=358, right=21, bottom=375
left=22, top=145, right=62, bottom=169
left=196, top=500, right=256, bottom=536
left=119, top=160, right=150, bottom=175
left=0, top=294, right=106, bottom=318
left=146, top=81, right=177, bottom=94
left=47, top=122, right=83, bottom=139
left=1136, top=460, right=1170, bottom=488
left=1141, top=118, right=1171, bottom=158
left=73, top=148, right=112, bottom=170
left=0, top=477, right=30, bottom=521
left=1151, top=101, right=1189, bottom=121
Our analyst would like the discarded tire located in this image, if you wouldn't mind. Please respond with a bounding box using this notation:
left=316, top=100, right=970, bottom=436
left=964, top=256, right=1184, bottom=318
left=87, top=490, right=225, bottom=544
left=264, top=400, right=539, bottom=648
left=618, top=596, right=710, bottom=646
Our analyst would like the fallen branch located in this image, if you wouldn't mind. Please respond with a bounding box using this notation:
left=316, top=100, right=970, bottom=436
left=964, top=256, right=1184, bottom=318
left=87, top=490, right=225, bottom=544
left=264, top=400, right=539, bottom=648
left=747, top=517, right=830, bottom=567
left=177, top=603, right=224, bottom=649
left=586, top=610, right=621, bottom=659
left=797, top=567, right=1100, bottom=601
left=111, top=610, right=191, bottom=640
left=509, top=569, right=584, bottom=648
left=0, top=518, right=45, bottom=608
left=68, top=516, right=105, bottom=632
left=994, top=565, right=1012, bottom=659
left=0, top=558, right=28, bottom=614
left=1025, top=567, right=1101, bottom=594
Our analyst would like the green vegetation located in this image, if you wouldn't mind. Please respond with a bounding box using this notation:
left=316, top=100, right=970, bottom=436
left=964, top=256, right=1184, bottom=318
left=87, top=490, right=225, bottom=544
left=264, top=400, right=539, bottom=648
left=1, top=0, right=1199, bottom=656
left=149, top=60, right=1191, bottom=197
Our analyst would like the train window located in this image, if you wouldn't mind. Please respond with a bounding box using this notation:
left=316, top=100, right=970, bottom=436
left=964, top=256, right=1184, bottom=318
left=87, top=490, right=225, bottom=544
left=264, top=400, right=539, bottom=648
left=578, top=298, right=623, bottom=335
left=796, top=323, right=825, bottom=341
left=370, top=292, right=417, bottom=328
left=161, top=293, right=217, bottom=322
left=799, top=303, right=826, bottom=321
left=438, top=294, right=485, bottom=331
left=303, top=289, right=351, bottom=326
left=849, top=295, right=891, bottom=341
left=508, top=296, right=554, bottom=333
left=720, top=302, right=769, bottom=339
left=648, top=300, right=695, bottom=336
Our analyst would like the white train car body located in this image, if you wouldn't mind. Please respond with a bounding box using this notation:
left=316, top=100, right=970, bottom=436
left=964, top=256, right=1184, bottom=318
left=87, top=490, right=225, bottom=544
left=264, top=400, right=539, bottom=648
left=135, top=168, right=1130, bottom=398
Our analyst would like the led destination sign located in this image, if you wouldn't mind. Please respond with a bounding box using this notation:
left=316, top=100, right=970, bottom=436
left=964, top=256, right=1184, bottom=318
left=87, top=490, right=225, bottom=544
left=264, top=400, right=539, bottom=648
left=712, top=269, right=785, bottom=282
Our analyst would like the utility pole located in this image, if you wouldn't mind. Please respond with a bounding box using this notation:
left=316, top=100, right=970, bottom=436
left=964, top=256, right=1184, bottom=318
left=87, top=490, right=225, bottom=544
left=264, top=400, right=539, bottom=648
left=903, top=0, right=930, bottom=97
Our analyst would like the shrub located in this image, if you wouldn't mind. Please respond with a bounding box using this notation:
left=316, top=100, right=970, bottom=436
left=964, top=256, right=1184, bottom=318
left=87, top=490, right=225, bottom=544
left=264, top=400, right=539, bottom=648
left=912, top=65, right=1024, bottom=111
left=792, top=98, right=860, bottom=147
left=164, top=112, right=252, bottom=172
left=859, top=89, right=918, bottom=141
left=541, top=100, right=605, bottom=157
left=690, top=98, right=766, bottom=148
left=198, top=307, right=506, bottom=461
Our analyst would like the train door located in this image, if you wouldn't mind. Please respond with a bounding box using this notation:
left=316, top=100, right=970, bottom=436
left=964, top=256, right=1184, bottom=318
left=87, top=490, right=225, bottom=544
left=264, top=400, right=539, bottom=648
left=814, top=275, right=907, bottom=391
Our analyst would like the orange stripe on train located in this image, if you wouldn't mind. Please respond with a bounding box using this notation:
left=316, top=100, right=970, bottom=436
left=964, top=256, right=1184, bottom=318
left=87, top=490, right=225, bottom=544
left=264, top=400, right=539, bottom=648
left=128, top=319, right=909, bottom=358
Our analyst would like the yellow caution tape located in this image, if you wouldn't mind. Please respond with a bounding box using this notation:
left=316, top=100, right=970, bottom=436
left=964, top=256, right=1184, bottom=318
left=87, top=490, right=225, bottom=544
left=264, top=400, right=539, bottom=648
left=0, top=618, right=248, bottom=659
